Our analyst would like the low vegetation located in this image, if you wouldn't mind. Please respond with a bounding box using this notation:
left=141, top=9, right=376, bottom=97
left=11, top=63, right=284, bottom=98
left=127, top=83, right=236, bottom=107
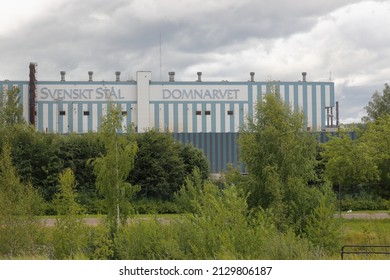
left=2, top=85, right=390, bottom=260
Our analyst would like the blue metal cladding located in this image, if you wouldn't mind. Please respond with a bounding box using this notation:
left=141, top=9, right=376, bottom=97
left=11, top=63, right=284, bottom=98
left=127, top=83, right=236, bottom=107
left=172, top=132, right=243, bottom=173
left=172, top=131, right=356, bottom=174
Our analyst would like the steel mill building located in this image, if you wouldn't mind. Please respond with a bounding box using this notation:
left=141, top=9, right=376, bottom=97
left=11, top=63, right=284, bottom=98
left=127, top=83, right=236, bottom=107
left=1, top=63, right=338, bottom=173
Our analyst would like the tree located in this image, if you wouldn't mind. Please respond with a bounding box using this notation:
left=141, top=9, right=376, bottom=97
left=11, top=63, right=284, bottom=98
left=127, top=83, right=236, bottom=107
left=322, top=130, right=379, bottom=193
left=180, top=144, right=209, bottom=182
left=129, top=130, right=185, bottom=200
left=0, top=142, right=43, bottom=257
left=0, top=87, right=24, bottom=127
left=6, top=125, right=63, bottom=203
left=359, top=116, right=390, bottom=197
left=55, top=132, right=105, bottom=213
left=238, top=93, right=320, bottom=232
left=52, top=168, right=87, bottom=259
left=92, top=102, right=138, bottom=235
left=363, top=83, right=390, bottom=122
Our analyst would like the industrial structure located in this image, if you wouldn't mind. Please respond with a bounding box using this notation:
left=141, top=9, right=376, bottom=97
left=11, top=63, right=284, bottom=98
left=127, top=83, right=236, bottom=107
left=1, top=63, right=339, bottom=172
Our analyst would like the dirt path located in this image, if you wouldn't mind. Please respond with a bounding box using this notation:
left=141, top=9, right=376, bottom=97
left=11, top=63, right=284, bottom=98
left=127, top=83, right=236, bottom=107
left=41, top=212, right=390, bottom=227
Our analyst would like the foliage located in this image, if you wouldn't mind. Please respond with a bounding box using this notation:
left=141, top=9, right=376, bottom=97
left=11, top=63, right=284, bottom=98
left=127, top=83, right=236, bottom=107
left=174, top=168, right=205, bottom=215
left=55, top=133, right=105, bottom=213
left=238, top=93, right=320, bottom=232
left=363, top=83, right=390, bottom=122
left=321, top=129, right=379, bottom=192
left=115, top=176, right=326, bottom=260
left=180, top=144, right=209, bottom=181
left=359, top=116, right=390, bottom=198
left=129, top=130, right=185, bottom=200
left=51, top=168, right=87, bottom=259
left=5, top=125, right=63, bottom=203
left=0, top=142, right=44, bottom=257
left=132, top=198, right=180, bottom=214
left=91, top=102, right=138, bottom=234
left=0, top=87, right=24, bottom=127
left=85, top=224, right=114, bottom=260
left=305, top=185, right=342, bottom=252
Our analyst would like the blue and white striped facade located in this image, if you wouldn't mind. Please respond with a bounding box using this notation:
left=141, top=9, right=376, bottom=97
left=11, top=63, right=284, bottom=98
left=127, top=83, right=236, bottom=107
left=2, top=71, right=335, bottom=134
left=1, top=71, right=336, bottom=173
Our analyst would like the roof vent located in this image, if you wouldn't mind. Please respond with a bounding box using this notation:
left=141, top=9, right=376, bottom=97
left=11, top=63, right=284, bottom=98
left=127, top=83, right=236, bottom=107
left=88, top=71, right=93, bottom=82
left=115, top=71, right=121, bottom=82
left=302, top=72, right=307, bottom=82
left=169, top=72, right=175, bottom=82
left=197, top=72, right=202, bottom=82
left=250, top=72, right=255, bottom=82
left=60, top=71, right=66, bottom=82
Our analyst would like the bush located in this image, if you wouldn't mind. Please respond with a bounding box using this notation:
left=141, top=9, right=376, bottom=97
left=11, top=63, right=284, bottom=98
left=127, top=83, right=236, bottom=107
left=133, top=198, right=180, bottom=214
left=341, top=193, right=390, bottom=211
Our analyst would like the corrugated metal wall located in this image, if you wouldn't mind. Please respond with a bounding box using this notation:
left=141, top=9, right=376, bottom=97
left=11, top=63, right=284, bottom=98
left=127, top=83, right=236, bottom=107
left=173, top=132, right=243, bottom=174
left=173, top=131, right=357, bottom=174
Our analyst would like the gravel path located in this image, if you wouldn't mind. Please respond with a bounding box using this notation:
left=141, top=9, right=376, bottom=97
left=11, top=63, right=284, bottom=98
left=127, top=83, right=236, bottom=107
left=338, top=212, right=390, bottom=219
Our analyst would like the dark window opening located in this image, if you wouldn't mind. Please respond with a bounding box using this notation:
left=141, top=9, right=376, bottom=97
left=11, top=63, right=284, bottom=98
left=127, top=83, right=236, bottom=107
left=122, top=111, right=127, bottom=116
left=83, top=111, right=90, bottom=116
left=195, top=110, right=201, bottom=115
left=205, top=110, right=211, bottom=115
left=227, top=110, right=234, bottom=115
left=59, top=110, right=66, bottom=116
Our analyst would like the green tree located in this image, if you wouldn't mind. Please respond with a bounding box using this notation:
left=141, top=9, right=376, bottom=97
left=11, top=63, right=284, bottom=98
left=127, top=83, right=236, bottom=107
left=52, top=168, right=87, bottom=259
left=180, top=144, right=209, bottom=182
left=238, top=93, right=318, bottom=232
left=363, top=83, right=390, bottom=122
left=359, top=116, right=390, bottom=197
left=0, top=87, right=24, bottom=127
left=6, top=125, right=63, bottom=203
left=305, top=185, right=341, bottom=252
left=0, top=143, right=43, bottom=257
left=322, top=130, right=379, bottom=193
left=55, top=133, right=105, bottom=213
left=92, top=103, right=138, bottom=235
left=129, top=130, right=185, bottom=200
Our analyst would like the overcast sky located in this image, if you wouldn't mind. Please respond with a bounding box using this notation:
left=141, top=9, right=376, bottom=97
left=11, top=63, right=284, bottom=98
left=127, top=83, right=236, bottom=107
left=1, top=0, right=389, bottom=123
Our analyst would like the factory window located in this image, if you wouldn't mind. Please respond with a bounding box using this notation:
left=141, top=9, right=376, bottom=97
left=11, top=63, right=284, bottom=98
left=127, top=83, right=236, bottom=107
left=195, top=110, right=201, bottom=115
left=227, top=110, right=234, bottom=115
left=83, top=111, right=90, bottom=116
left=122, top=111, right=127, bottom=116
left=205, top=110, right=211, bottom=115
left=59, top=110, right=66, bottom=116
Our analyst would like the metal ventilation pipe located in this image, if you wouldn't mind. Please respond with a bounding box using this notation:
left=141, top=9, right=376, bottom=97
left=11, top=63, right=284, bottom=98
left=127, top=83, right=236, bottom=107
left=197, top=72, right=202, bottom=82
left=169, top=71, right=175, bottom=82
left=302, top=72, right=307, bottom=82
left=60, top=71, right=66, bottom=82
left=88, top=71, right=93, bottom=82
left=250, top=72, right=255, bottom=82
left=115, top=71, right=121, bottom=82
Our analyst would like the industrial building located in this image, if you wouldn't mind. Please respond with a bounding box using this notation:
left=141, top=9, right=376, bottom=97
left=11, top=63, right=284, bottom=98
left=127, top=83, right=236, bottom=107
left=1, top=63, right=338, bottom=172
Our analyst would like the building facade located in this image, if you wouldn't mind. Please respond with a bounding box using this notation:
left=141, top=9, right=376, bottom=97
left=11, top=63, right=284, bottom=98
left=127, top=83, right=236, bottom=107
left=1, top=64, right=338, bottom=172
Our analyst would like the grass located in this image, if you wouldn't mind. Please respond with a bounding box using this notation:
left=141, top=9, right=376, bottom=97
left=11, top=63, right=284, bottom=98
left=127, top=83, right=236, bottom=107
left=340, top=218, right=390, bottom=259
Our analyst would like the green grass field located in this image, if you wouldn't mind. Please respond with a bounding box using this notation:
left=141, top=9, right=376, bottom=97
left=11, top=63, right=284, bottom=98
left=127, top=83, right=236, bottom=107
left=340, top=218, right=390, bottom=259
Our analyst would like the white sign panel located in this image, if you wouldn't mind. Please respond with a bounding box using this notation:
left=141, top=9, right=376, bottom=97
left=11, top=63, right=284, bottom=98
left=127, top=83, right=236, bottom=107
left=37, top=84, right=137, bottom=102
left=150, top=85, right=248, bottom=102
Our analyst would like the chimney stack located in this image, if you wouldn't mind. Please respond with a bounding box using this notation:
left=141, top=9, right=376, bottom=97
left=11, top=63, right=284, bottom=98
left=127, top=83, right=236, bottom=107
left=302, top=72, right=307, bottom=82
left=60, top=71, right=66, bottom=82
left=169, top=71, right=175, bottom=82
left=115, top=71, right=121, bottom=82
left=250, top=72, right=255, bottom=82
left=197, top=72, right=202, bottom=82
